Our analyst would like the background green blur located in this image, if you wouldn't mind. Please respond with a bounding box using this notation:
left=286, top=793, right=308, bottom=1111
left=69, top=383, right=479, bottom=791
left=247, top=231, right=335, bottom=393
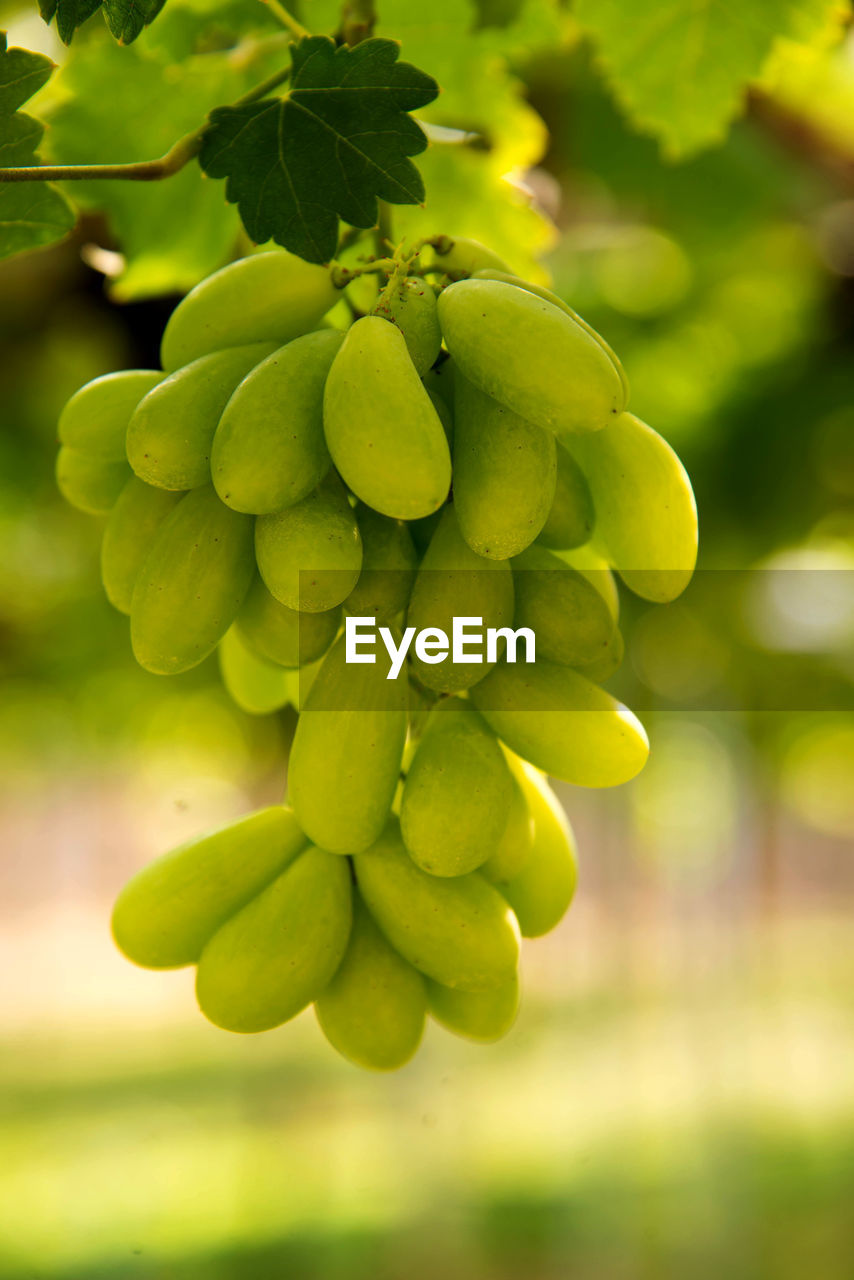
left=1, top=4, right=854, bottom=1278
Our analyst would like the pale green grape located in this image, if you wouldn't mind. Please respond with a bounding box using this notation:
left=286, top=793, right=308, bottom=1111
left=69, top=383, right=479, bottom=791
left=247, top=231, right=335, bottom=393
left=287, top=634, right=408, bottom=854
left=344, top=503, right=419, bottom=623
left=131, top=485, right=255, bottom=675
left=427, top=975, right=519, bottom=1042
left=470, top=658, right=649, bottom=787
left=512, top=544, right=619, bottom=670
left=453, top=373, right=556, bottom=559
left=101, top=477, right=183, bottom=615
left=211, top=330, right=342, bottom=514
left=112, top=806, right=307, bottom=969
left=324, top=316, right=451, bottom=520
left=354, top=819, right=520, bottom=992
left=127, top=343, right=275, bottom=491
left=400, top=699, right=513, bottom=876
left=218, top=627, right=291, bottom=715
left=536, top=442, right=595, bottom=551
left=255, top=472, right=362, bottom=613
left=481, top=767, right=534, bottom=883
left=430, top=237, right=509, bottom=279
left=493, top=763, right=577, bottom=937
left=373, top=275, right=442, bottom=376
left=235, top=575, right=340, bottom=668
left=196, top=845, right=352, bottom=1033
left=438, top=279, right=625, bottom=436
left=161, top=250, right=338, bottom=371
left=315, top=894, right=427, bottom=1070
left=56, top=447, right=130, bottom=515
left=58, top=370, right=162, bottom=459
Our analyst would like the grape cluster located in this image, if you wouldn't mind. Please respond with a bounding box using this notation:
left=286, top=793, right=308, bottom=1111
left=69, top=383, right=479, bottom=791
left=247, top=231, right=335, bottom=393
left=58, top=238, right=698, bottom=1070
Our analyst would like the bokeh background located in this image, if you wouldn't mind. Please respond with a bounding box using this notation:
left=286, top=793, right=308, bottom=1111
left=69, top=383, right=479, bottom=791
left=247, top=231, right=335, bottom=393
left=1, top=2, right=853, bottom=1277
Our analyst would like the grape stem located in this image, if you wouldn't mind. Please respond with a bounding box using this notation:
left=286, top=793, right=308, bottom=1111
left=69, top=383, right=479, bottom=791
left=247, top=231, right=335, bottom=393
left=340, top=0, right=377, bottom=46
left=261, top=0, right=310, bottom=39
left=0, top=64, right=293, bottom=184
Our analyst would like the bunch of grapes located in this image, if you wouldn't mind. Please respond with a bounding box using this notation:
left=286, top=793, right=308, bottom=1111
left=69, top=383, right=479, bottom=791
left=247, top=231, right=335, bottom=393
left=56, top=237, right=697, bottom=1070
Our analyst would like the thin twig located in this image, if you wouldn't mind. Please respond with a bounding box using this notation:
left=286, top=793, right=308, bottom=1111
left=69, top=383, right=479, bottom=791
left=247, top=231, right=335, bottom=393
left=262, top=0, right=310, bottom=39
left=0, top=65, right=292, bottom=184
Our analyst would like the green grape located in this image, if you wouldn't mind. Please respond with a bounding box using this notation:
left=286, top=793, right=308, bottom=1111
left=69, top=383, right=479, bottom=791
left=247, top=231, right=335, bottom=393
left=453, top=372, right=556, bottom=559
left=211, top=330, right=342, bottom=515
left=285, top=654, right=323, bottom=711
left=344, top=503, right=418, bottom=623
left=218, top=626, right=291, bottom=715
left=112, top=806, right=307, bottom=969
left=512, top=544, right=619, bottom=669
left=481, top=767, right=534, bottom=883
left=406, top=504, right=514, bottom=693
left=426, top=387, right=454, bottom=449
left=400, top=699, right=513, bottom=876
left=536, top=442, right=595, bottom=551
left=493, top=763, right=577, bottom=937
left=287, top=634, right=408, bottom=854
left=576, top=626, right=624, bottom=685
left=437, top=279, right=625, bottom=436
left=427, top=975, right=519, bottom=1042
left=131, top=485, right=255, bottom=675
left=430, top=236, right=509, bottom=280
left=56, top=447, right=130, bottom=515
left=58, top=370, right=162, bottom=459
left=101, top=477, right=183, bottom=615
left=196, top=845, right=352, bottom=1034
left=126, top=343, right=275, bottom=491
left=559, top=544, right=620, bottom=620
left=372, top=275, right=442, bottom=376
left=564, top=412, right=698, bottom=602
left=354, top=819, right=520, bottom=992
left=160, top=250, right=338, bottom=372
left=315, top=893, right=427, bottom=1070
left=255, top=472, right=362, bottom=613
left=472, top=268, right=629, bottom=404
left=470, top=659, right=648, bottom=787
left=324, top=316, right=451, bottom=520
left=235, top=575, right=340, bottom=668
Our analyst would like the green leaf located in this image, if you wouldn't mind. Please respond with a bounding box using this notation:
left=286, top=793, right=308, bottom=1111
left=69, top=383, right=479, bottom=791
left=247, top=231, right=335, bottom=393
left=40, top=0, right=168, bottom=45
left=574, top=0, right=852, bottom=157
left=0, top=32, right=75, bottom=262
left=200, top=35, right=438, bottom=264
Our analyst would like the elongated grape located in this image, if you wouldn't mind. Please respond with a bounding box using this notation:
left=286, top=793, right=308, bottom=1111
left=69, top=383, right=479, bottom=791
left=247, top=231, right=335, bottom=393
left=481, top=767, right=534, bottom=883
left=438, top=279, right=625, bottom=435
left=315, top=894, right=427, bottom=1070
left=431, top=236, right=509, bottom=279
left=559, top=544, right=620, bottom=620
left=492, top=763, right=577, bottom=937
left=536, top=442, right=595, bottom=551
left=453, top=373, right=556, bottom=559
left=576, top=626, right=624, bottom=685
left=112, top=806, right=307, bottom=969
left=470, top=659, right=649, bottom=787
left=255, top=473, right=362, bottom=612
left=235, top=575, right=340, bottom=668
left=218, top=627, right=291, bottom=715
left=344, top=504, right=418, bottom=623
left=354, top=820, right=520, bottom=992
left=127, top=343, right=275, bottom=491
left=101, top=477, right=183, bottom=615
left=406, top=505, right=514, bottom=692
left=58, top=370, right=162, bottom=459
left=196, top=845, right=352, bottom=1033
left=324, top=317, right=451, bottom=520
left=211, top=330, right=342, bottom=514
left=512, top=545, right=619, bottom=669
left=426, top=386, right=454, bottom=448
left=373, top=275, right=442, bottom=376
left=287, top=634, right=408, bottom=854
left=56, top=447, right=130, bottom=515
left=564, top=412, right=698, bottom=602
left=472, top=268, right=629, bottom=403
left=427, top=975, right=519, bottom=1042
left=131, top=486, right=255, bottom=675
left=400, top=700, right=513, bottom=876
left=160, top=251, right=338, bottom=371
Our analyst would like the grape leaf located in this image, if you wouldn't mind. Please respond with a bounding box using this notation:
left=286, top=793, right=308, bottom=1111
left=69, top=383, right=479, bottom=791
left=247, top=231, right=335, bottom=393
left=574, top=0, right=852, bottom=157
left=200, top=35, right=438, bottom=264
left=39, top=0, right=167, bottom=44
left=0, top=32, right=74, bottom=261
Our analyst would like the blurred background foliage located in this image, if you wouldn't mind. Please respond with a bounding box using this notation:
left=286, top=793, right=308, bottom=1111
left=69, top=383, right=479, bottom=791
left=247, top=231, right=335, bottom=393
left=1, top=1, right=853, bottom=1277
